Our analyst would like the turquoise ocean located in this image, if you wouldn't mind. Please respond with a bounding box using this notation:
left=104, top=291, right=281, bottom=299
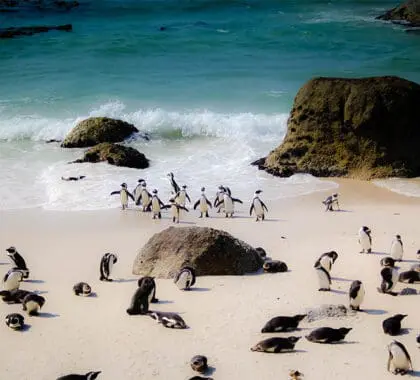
left=1, top=0, right=420, bottom=210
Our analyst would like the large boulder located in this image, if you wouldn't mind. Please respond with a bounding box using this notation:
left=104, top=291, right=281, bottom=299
left=253, top=76, right=420, bottom=180
left=377, top=0, right=420, bottom=27
left=132, top=226, right=264, bottom=278
left=73, top=142, right=149, bottom=169
left=61, top=117, right=140, bottom=148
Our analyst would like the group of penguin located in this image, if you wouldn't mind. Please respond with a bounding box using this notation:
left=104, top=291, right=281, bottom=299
left=110, top=172, right=268, bottom=222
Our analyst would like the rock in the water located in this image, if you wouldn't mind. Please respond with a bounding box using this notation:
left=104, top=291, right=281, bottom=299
left=61, top=117, right=142, bottom=148
left=73, top=143, right=149, bottom=169
left=0, top=24, right=72, bottom=39
left=377, top=0, right=420, bottom=27
left=0, top=0, right=79, bottom=11
left=306, top=304, right=348, bottom=322
left=132, top=226, right=263, bottom=278
left=254, top=76, right=420, bottom=180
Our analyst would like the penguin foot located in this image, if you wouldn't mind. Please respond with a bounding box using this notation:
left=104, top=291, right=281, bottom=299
left=367, top=249, right=372, bottom=253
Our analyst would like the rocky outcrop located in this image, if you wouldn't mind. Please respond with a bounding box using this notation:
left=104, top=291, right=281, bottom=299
left=73, top=143, right=149, bottom=169
left=377, top=0, right=420, bottom=27
left=0, top=0, right=79, bottom=11
left=132, top=226, right=263, bottom=278
left=61, top=117, right=142, bottom=148
left=254, top=76, right=420, bottom=180
left=0, top=24, right=72, bottom=38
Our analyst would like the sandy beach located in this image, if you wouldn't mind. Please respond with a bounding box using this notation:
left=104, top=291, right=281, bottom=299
left=1, top=179, right=419, bottom=379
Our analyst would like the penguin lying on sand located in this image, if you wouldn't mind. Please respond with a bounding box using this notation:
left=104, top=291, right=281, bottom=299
left=57, top=371, right=101, bottom=380
left=383, top=314, right=407, bottom=336
left=5, top=313, right=24, bottom=330
left=305, top=327, right=352, bottom=343
left=261, top=314, right=306, bottom=333
left=251, top=337, right=300, bottom=353
left=148, top=311, right=187, bottom=329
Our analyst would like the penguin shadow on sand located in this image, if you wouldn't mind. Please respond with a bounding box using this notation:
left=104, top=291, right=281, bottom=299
left=189, top=287, right=211, bottom=292
left=361, top=308, right=387, bottom=316
left=33, top=290, right=48, bottom=295
left=328, top=289, right=347, bottom=295
left=24, top=279, right=45, bottom=284
left=410, top=370, right=420, bottom=377
left=37, top=312, right=60, bottom=318
left=331, top=277, right=353, bottom=283
left=113, top=278, right=137, bottom=283
left=155, top=299, right=174, bottom=304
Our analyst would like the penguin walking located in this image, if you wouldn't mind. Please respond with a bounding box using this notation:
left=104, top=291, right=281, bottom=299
left=249, top=190, right=268, bottom=221
left=3, top=269, right=24, bottom=291
left=56, top=371, right=101, bottom=380
left=387, top=340, right=412, bottom=375
left=167, top=172, right=181, bottom=194
left=315, top=266, right=331, bottom=291
left=358, top=226, right=372, bottom=253
left=139, top=182, right=152, bottom=212
left=349, top=280, right=365, bottom=311
left=5, top=246, right=29, bottom=278
left=322, top=193, right=339, bottom=211
left=215, top=191, right=243, bottom=218
left=214, top=186, right=226, bottom=213
left=110, top=183, right=134, bottom=210
left=148, top=189, right=166, bottom=219
left=314, top=251, right=338, bottom=273
left=99, top=253, right=118, bottom=282
left=175, top=185, right=191, bottom=207
left=133, top=179, right=145, bottom=206
left=379, top=267, right=399, bottom=296
left=168, top=198, right=189, bottom=223
left=193, top=187, right=212, bottom=218
left=390, top=234, right=404, bottom=261
left=174, top=266, right=196, bottom=290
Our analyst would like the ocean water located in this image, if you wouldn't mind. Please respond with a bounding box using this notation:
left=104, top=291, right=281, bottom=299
left=1, top=0, right=420, bottom=210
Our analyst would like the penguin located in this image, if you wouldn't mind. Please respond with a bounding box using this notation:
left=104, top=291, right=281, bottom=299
left=148, top=311, right=187, bottom=329
left=110, top=183, right=134, bottom=210
left=167, top=198, right=189, bottom=223
left=381, top=257, right=396, bottom=268
left=139, top=182, right=152, bottom=212
left=0, top=289, right=31, bottom=304
left=314, top=251, right=338, bottom=273
left=387, top=340, right=412, bottom=375
left=255, top=247, right=267, bottom=260
left=358, top=226, right=372, bottom=253
left=249, top=190, right=268, bottom=221
left=261, top=314, right=306, bottom=333
left=99, top=253, right=117, bottom=282
left=379, top=267, right=399, bottom=296
left=315, top=266, right=331, bottom=291
left=417, top=249, right=420, bottom=260
left=416, top=334, right=420, bottom=346
left=188, top=377, right=213, bottom=380
left=263, top=260, right=288, bottom=273
left=56, top=371, right=101, bottom=380
left=250, top=337, right=300, bottom=353
left=214, top=186, right=226, bottom=213
left=22, top=293, right=45, bottom=316
left=390, top=234, right=404, bottom=261
left=3, top=269, right=24, bottom=291
left=126, top=277, right=155, bottom=315
left=289, top=370, right=304, bottom=380
left=167, top=172, right=181, bottom=194
left=137, top=276, right=158, bottom=304
left=5, top=246, right=29, bottom=278
left=61, top=175, right=86, bottom=181
left=133, top=179, right=145, bottom=206
left=193, top=187, right=212, bottom=218
left=322, top=193, right=339, bottom=211
left=349, top=280, right=365, bottom=311
left=305, top=327, right=352, bottom=343
left=398, top=270, right=420, bottom=283
left=383, top=314, right=407, bottom=336
left=215, top=191, right=243, bottom=218
left=175, top=185, right=191, bottom=207
left=73, top=282, right=92, bottom=296
left=174, top=266, right=196, bottom=290
left=5, top=313, right=24, bottom=330
left=190, top=355, right=208, bottom=374
left=148, top=189, right=166, bottom=219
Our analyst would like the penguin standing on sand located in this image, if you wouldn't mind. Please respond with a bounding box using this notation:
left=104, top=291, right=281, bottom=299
left=214, top=186, right=226, bottom=213
left=126, top=277, right=156, bottom=315
left=5, top=247, right=29, bottom=279
left=133, top=179, right=145, bottom=206
left=193, top=187, right=212, bottom=218
left=358, top=226, right=372, bottom=253
left=390, top=234, right=404, bottom=261
left=387, top=340, right=412, bottom=375
left=99, top=253, right=118, bottom=282
left=249, top=190, right=268, bottom=221
left=379, top=267, right=399, bottom=296
left=3, top=269, right=24, bottom=291
left=168, top=198, right=189, bottom=223
left=314, top=251, right=338, bottom=273
left=138, top=182, right=152, bottom=212
left=137, top=276, right=158, bottom=304
left=315, top=265, right=331, bottom=291
left=215, top=190, right=243, bottom=218
left=174, top=266, right=196, bottom=290
left=57, top=371, right=101, bottom=380
left=167, top=172, right=181, bottom=194
left=322, top=193, right=339, bottom=211
left=175, top=185, right=191, bottom=207
left=349, top=280, right=365, bottom=311
left=148, top=189, right=166, bottom=219
left=110, top=183, right=134, bottom=210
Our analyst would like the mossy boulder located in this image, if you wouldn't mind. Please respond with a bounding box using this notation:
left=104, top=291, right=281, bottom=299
left=377, top=0, right=420, bottom=27
left=61, top=117, right=140, bottom=148
left=254, top=76, right=420, bottom=180
left=73, top=143, right=149, bottom=169
left=132, top=226, right=263, bottom=278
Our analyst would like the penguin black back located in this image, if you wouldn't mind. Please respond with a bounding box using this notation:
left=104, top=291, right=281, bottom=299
left=383, top=314, right=407, bottom=336
left=56, top=371, right=101, bottom=380
left=126, top=277, right=155, bottom=315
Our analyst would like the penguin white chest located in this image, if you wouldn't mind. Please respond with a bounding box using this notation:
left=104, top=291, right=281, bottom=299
left=134, top=187, right=142, bottom=202
left=390, top=241, right=403, bottom=260
left=319, top=256, right=332, bottom=272
left=390, top=345, right=410, bottom=370
left=224, top=196, right=234, bottom=213
left=3, top=273, right=22, bottom=291
left=25, top=301, right=40, bottom=314
left=141, top=190, right=150, bottom=204
left=253, top=198, right=264, bottom=216
left=176, top=271, right=191, bottom=290
left=151, top=197, right=160, bottom=212
left=199, top=197, right=208, bottom=212
left=171, top=205, right=178, bottom=218
left=120, top=191, right=128, bottom=205
left=177, top=191, right=186, bottom=206
left=359, top=232, right=371, bottom=250
left=316, top=268, right=330, bottom=289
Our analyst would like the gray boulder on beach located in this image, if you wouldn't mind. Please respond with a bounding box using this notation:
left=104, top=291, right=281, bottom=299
left=132, top=226, right=264, bottom=278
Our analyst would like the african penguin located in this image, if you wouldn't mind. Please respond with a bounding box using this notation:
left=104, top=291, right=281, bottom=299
left=5, top=246, right=29, bottom=278
left=215, top=190, right=243, bottom=218
left=249, top=190, right=268, bottom=221
left=133, top=179, right=145, bottom=205
left=0, top=289, right=31, bottom=304
left=358, top=226, right=372, bottom=253
left=99, top=253, right=117, bottom=282
left=110, top=183, right=134, bottom=210
left=398, top=270, right=420, bottom=284
left=56, top=371, right=101, bottom=380
left=390, top=234, right=404, bottom=261
left=322, top=193, right=339, bottom=211
left=349, top=280, right=365, bottom=311
left=73, top=282, right=92, bottom=297
left=139, top=182, right=152, bottom=212
left=383, top=314, right=407, bottom=336
left=289, top=370, right=304, bottom=380
left=305, top=327, right=352, bottom=343
left=148, top=311, right=187, bottom=329
left=214, top=186, right=226, bottom=213
left=250, top=337, right=300, bottom=353
left=381, top=257, right=396, bottom=268
left=137, top=276, right=158, bottom=304
left=263, top=260, right=288, bottom=273
left=174, top=266, right=196, bottom=290
left=190, top=355, right=208, bottom=374
left=126, top=277, right=155, bottom=315
left=175, top=185, right=191, bottom=207
left=167, top=198, right=189, bottom=223
left=379, top=267, right=399, bottom=296
left=255, top=247, right=267, bottom=260
left=22, top=293, right=45, bottom=316
left=5, top=313, right=25, bottom=330
left=167, top=172, right=181, bottom=194
left=261, top=314, right=306, bottom=333
left=3, top=268, right=24, bottom=291
left=149, top=189, right=166, bottom=219
left=314, top=251, right=338, bottom=273
left=417, top=249, right=420, bottom=260
left=315, top=266, right=331, bottom=291
left=387, top=340, right=412, bottom=375
left=193, top=187, right=212, bottom=218
left=416, top=334, right=420, bottom=346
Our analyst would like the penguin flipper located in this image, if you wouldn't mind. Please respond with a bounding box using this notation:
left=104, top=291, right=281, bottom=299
left=232, top=198, right=243, bottom=204
left=180, top=206, right=189, bottom=212
left=128, top=192, right=135, bottom=201
left=206, top=198, right=212, bottom=208
left=261, top=201, right=268, bottom=212
left=110, top=191, right=120, bottom=196
left=215, top=200, right=223, bottom=208
left=193, top=200, right=200, bottom=210
left=186, top=193, right=191, bottom=203
left=249, top=204, right=254, bottom=216
left=387, top=351, right=392, bottom=372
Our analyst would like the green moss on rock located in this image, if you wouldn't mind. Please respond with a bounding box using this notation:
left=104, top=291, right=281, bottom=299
left=377, top=0, right=420, bottom=27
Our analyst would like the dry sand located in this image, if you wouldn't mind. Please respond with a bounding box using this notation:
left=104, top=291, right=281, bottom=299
left=0, top=179, right=419, bottom=379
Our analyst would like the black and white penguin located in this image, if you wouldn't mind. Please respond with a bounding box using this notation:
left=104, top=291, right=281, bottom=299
left=417, top=249, right=420, bottom=260
left=0, top=289, right=31, bottom=304
left=214, top=186, right=226, bottom=213
left=379, top=267, right=399, bottom=296
left=314, top=251, right=338, bottom=273
left=167, top=172, right=181, bottom=194
left=133, top=179, right=145, bottom=206
left=349, top=280, right=365, bottom=311
left=56, top=371, right=101, bottom=380
left=148, top=311, right=187, bottom=329
left=305, top=327, right=352, bottom=343
left=22, top=293, right=45, bottom=316
left=390, top=234, right=404, bottom=261
left=174, top=266, right=196, bottom=290
left=358, top=226, right=372, bottom=253
left=315, top=266, right=331, bottom=291
left=398, top=270, right=420, bottom=284
left=3, top=268, right=24, bottom=291
left=261, top=314, right=306, bottom=333
left=188, top=377, right=213, bottom=380
left=193, top=187, right=212, bottom=218
left=250, top=337, right=300, bottom=353
left=249, top=190, right=268, bottom=221
left=383, top=314, right=407, bottom=336
left=215, top=190, right=243, bottom=218
left=126, top=277, right=155, bottom=315
left=190, top=355, right=208, bottom=374
left=167, top=198, right=189, bottom=223
left=263, top=260, right=288, bottom=273
left=73, top=282, right=92, bottom=297
left=139, top=182, right=152, bottom=212
left=148, top=189, right=166, bottom=219
left=5, top=313, right=24, bottom=330
left=381, top=257, right=396, bottom=268
left=110, top=183, right=134, bottom=210
left=61, top=175, right=86, bottom=181
left=322, top=193, right=339, bottom=211
left=255, top=247, right=267, bottom=260
left=5, top=246, right=29, bottom=278
left=99, top=253, right=117, bottom=282
left=137, top=276, right=158, bottom=304
left=387, top=340, right=412, bottom=375
left=175, top=184, right=191, bottom=208
left=416, top=334, right=420, bottom=346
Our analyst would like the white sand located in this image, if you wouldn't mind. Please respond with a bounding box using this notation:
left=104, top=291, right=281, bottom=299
left=0, top=179, right=419, bottom=379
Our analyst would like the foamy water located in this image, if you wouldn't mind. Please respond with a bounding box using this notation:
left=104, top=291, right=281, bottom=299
left=373, top=178, right=420, bottom=198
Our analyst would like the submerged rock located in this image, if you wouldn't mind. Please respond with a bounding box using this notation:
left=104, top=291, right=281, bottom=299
left=377, top=0, right=420, bottom=27
left=0, top=24, right=72, bottom=39
left=254, top=76, right=420, bottom=180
